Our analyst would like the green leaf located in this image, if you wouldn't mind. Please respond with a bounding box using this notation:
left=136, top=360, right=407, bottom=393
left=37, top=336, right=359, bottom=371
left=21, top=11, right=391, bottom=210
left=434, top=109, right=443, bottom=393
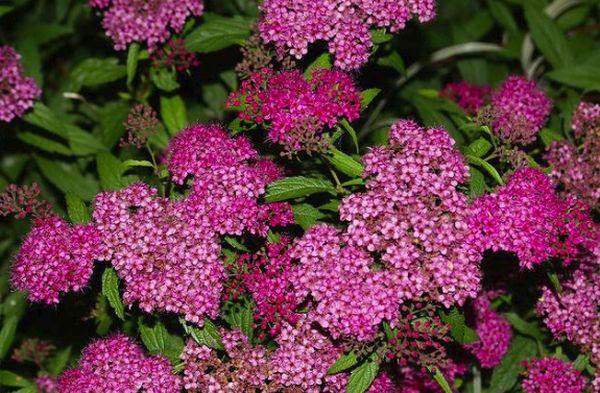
left=360, top=88, right=381, bottom=110
left=377, top=51, right=405, bottom=74
left=292, top=204, right=326, bottom=230
left=466, top=155, right=504, bottom=186
left=126, top=43, right=140, bottom=87
left=181, top=318, right=224, bottom=350
left=0, top=370, right=32, bottom=387
left=547, top=65, right=600, bottom=91
left=122, top=159, right=155, bottom=170
left=487, top=0, right=518, bottom=32
left=46, top=347, right=72, bottom=376
left=524, top=3, right=574, bottom=69
left=440, top=307, right=479, bottom=344
left=2, top=293, right=27, bottom=320
left=102, top=268, right=125, bottom=320
left=347, top=352, right=379, bottom=393
left=328, top=351, right=358, bottom=375
left=503, top=313, right=543, bottom=340
left=371, top=29, right=393, bottom=44
left=572, top=354, right=589, bottom=372
left=326, top=148, right=364, bottom=178
left=304, top=53, right=332, bottom=78
left=23, top=103, right=68, bottom=137
left=139, top=320, right=184, bottom=364
left=17, top=132, right=72, bottom=155
left=97, top=151, right=124, bottom=191
left=467, top=138, right=493, bottom=158
left=66, top=192, right=90, bottom=224
left=151, top=68, right=180, bottom=92
left=469, top=167, right=487, bottom=197
left=185, top=14, right=250, bottom=53
left=71, top=58, right=127, bottom=90
left=340, top=119, right=360, bottom=153
left=34, top=156, right=100, bottom=201
left=489, top=336, right=537, bottom=393
left=539, top=128, right=564, bottom=146
left=432, top=368, right=453, bottom=393
left=265, top=177, right=336, bottom=202
left=0, top=317, right=19, bottom=361
left=160, top=95, right=187, bottom=136
left=67, top=126, right=107, bottom=155
left=223, top=301, right=254, bottom=342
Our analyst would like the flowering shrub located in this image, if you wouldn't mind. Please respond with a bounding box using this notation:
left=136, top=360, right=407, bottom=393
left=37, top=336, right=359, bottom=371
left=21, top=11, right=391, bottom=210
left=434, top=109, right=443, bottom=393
left=1, top=1, right=599, bottom=393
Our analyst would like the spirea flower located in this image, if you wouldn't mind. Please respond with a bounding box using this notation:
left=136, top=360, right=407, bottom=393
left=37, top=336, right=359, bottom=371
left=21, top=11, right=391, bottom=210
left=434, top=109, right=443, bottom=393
left=12, top=338, right=55, bottom=366
left=368, top=372, right=401, bottom=392
left=88, top=0, right=204, bottom=51
left=120, top=104, right=160, bottom=149
left=151, top=37, right=199, bottom=72
left=11, top=216, right=101, bottom=304
left=339, top=119, right=483, bottom=307
left=470, top=168, right=598, bottom=268
left=258, top=0, right=436, bottom=70
left=521, top=357, right=587, bottom=393
left=57, top=334, right=181, bottom=392
left=92, top=183, right=225, bottom=324
left=489, top=75, right=552, bottom=144
left=290, top=224, right=400, bottom=340
left=440, top=81, right=491, bottom=116
left=537, top=255, right=600, bottom=366
left=571, top=101, right=600, bottom=139
left=35, top=375, right=57, bottom=393
left=181, top=329, right=272, bottom=392
left=226, top=68, right=361, bottom=153
left=464, top=293, right=512, bottom=368
left=0, top=45, right=41, bottom=122
left=0, top=183, right=51, bottom=220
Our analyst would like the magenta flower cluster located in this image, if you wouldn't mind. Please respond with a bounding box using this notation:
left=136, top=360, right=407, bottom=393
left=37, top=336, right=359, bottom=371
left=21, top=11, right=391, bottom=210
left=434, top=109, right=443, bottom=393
left=0, top=45, right=41, bottom=122
left=57, top=334, right=181, bottom=392
left=470, top=167, right=597, bottom=269
left=258, top=0, right=436, bottom=69
left=522, top=357, right=587, bottom=393
left=490, top=75, right=552, bottom=144
left=340, top=119, right=483, bottom=307
left=226, top=68, right=361, bottom=153
left=88, top=0, right=204, bottom=51
left=11, top=216, right=101, bottom=304
left=571, top=101, right=600, bottom=138
left=440, top=81, right=491, bottom=116
left=181, top=318, right=346, bottom=392
left=464, top=293, right=512, bottom=368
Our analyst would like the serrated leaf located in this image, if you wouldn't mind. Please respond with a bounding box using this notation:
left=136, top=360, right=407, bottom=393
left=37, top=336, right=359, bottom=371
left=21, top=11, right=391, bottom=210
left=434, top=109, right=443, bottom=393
left=347, top=352, right=379, bottom=393
left=292, top=204, right=326, bottom=230
left=97, top=151, right=124, bottom=191
left=223, top=302, right=254, bottom=342
left=139, top=320, right=183, bottom=364
left=326, top=148, right=364, bottom=178
left=304, top=53, right=332, bottom=78
left=489, top=336, right=537, bottom=393
left=17, top=132, right=72, bottom=155
left=34, top=155, right=99, bottom=201
left=524, top=3, right=574, bottom=70
left=66, top=192, right=89, bottom=224
left=469, top=167, right=487, bottom=197
left=467, top=138, right=493, bottom=158
left=440, top=307, right=479, bottom=344
left=328, top=351, right=358, bottom=375
left=102, top=268, right=125, bottom=320
left=181, top=318, right=224, bottom=350
left=126, top=43, right=140, bottom=87
left=23, top=103, right=68, bottom=137
left=265, top=177, right=336, bottom=202
left=360, top=88, right=381, bottom=110
left=371, top=29, right=392, bottom=44
left=185, top=14, right=250, bottom=53
left=0, top=370, right=32, bottom=387
left=160, top=95, right=187, bottom=136
left=151, top=68, right=180, bottom=92
left=71, top=58, right=127, bottom=91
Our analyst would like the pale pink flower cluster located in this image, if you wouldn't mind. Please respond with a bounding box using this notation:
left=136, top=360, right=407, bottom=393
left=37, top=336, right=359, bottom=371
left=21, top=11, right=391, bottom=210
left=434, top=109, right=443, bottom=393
left=88, top=0, right=204, bottom=51
left=0, top=45, right=41, bottom=122
left=545, top=102, right=600, bottom=207
left=181, top=319, right=346, bottom=392
left=11, top=216, right=101, bottom=304
left=470, top=168, right=598, bottom=269
left=537, top=254, right=600, bottom=366
left=226, top=68, right=361, bottom=153
left=397, top=361, right=468, bottom=393
left=521, top=357, right=587, bottom=393
left=35, top=375, right=58, bottom=393
left=464, top=293, right=512, bottom=368
left=490, top=75, right=552, bottom=144
left=339, top=119, right=483, bottom=307
left=57, top=334, right=181, bottom=392
left=259, top=0, right=436, bottom=69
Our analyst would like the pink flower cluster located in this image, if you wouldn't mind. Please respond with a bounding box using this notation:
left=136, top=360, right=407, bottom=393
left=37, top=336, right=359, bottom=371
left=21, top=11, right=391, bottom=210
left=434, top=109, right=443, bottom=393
left=92, top=124, right=292, bottom=323
left=226, top=68, right=361, bottom=153
left=545, top=102, right=600, bottom=207
left=537, top=255, right=599, bottom=366
left=470, top=168, right=597, bottom=269
left=464, top=293, right=512, bottom=368
left=368, top=372, right=401, bottom=392
left=11, top=216, right=101, bottom=304
left=258, top=0, right=436, bottom=69
left=340, top=119, right=483, bottom=307
left=397, top=361, right=468, bottom=393
left=88, top=0, right=204, bottom=51
left=181, top=319, right=346, bottom=392
left=440, top=81, right=491, bottom=116
left=35, top=376, right=58, bottom=393
left=0, top=45, right=41, bottom=122
left=57, top=334, right=181, bottom=392
left=521, top=357, right=587, bottom=393
left=490, top=75, right=552, bottom=144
